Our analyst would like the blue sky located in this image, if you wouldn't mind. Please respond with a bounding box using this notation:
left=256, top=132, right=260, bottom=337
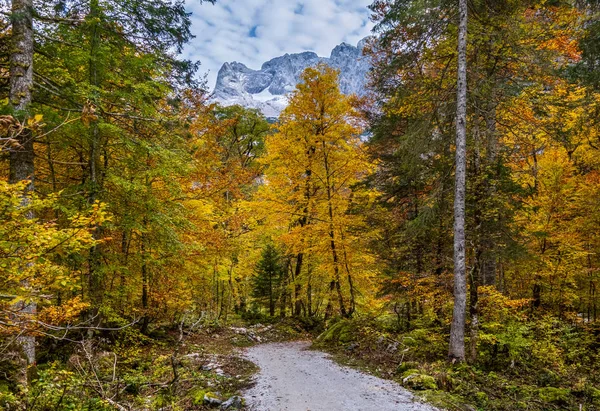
left=184, top=0, right=375, bottom=90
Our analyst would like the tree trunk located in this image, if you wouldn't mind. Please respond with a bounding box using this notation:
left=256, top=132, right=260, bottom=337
left=87, top=0, right=103, bottom=309
left=481, top=101, right=498, bottom=286
left=322, top=141, right=348, bottom=318
left=9, top=0, right=36, bottom=379
left=448, top=0, right=468, bottom=363
left=307, top=261, right=313, bottom=316
left=140, top=228, right=149, bottom=334
left=469, top=260, right=480, bottom=363
left=340, top=232, right=355, bottom=317
left=293, top=253, right=303, bottom=316
left=279, top=262, right=289, bottom=318
left=269, top=271, right=275, bottom=316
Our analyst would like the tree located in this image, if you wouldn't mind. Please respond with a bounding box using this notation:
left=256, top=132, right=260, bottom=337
left=448, top=0, right=468, bottom=363
left=368, top=0, right=584, bottom=362
left=8, top=0, right=34, bottom=188
left=0, top=181, right=106, bottom=385
left=252, top=244, right=284, bottom=316
left=259, top=64, right=375, bottom=318
left=4, top=0, right=36, bottom=379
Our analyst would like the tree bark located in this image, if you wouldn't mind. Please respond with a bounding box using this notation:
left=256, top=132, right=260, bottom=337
left=449, top=0, right=468, bottom=363
left=8, top=0, right=36, bottom=376
left=87, top=0, right=103, bottom=308
left=293, top=253, right=304, bottom=316
left=321, top=140, right=348, bottom=318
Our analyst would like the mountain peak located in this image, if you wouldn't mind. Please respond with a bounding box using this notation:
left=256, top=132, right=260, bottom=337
left=212, top=38, right=371, bottom=118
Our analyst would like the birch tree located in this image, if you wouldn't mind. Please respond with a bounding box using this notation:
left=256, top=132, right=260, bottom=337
left=448, top=0, right=468, bottom=362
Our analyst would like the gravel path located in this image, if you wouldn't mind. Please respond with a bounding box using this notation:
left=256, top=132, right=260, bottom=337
left=242, top=341, right=438, bottom=411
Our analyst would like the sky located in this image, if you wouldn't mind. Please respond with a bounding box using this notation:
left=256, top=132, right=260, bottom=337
left=183, top=0, right=375, bottom=90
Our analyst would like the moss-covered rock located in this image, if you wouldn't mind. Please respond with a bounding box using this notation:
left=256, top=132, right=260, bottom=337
left=538, top=387, right=570, bottom=404
left=204, top=391, right=223, bottom=406
left=402, top=371, right=438, bottom=390
left=191, top=388, right=207, bottom=405
left=396, top=362, right=419, bottom=376
left=316, top=320, right=357, bottom=345
left=401, top=369, right=421, bottom=379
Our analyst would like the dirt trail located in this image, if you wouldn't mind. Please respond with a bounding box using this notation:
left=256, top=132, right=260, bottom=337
left=242, top=341, right=438, bottom=411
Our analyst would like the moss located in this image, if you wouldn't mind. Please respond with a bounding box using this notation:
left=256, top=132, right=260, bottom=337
left=316, top=320, right=356, bottom=345
left=418, top=389, right=467, bottom=409
left=474, top=391, right=488, bottom=406
left=538, top=387, right=570, bottom=404
left=204, top=391, right=223, bottom=404
left=191, top=388, right=207, bottom=405
left=402, top=371, right=438, bottom=390
left=537, top=369, right=560, bottom=387
left=396, top=362, right=419, bottom=375
left=401, top=369, right=421, bottom=379
left=586, top=386, right=600, bottom=404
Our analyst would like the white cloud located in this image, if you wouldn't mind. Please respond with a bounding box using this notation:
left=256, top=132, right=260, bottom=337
left=183, top=0, right=374, bottom=90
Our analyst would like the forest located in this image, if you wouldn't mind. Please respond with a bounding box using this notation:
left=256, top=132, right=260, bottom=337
left=1, top=0, right=600, bottom=410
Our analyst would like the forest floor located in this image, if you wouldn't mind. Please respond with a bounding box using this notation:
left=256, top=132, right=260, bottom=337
left=241, top=341, right=437, bottom=411
left=11, top=317, right=597, bottom=409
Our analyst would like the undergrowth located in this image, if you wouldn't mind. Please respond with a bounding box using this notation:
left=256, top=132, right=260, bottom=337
left=314, top=316, right=600, bottom=410
left=0, top=316, right=309, bottom=410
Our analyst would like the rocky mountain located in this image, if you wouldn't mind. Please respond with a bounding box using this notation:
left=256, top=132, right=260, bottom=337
left=212, top=38, right=371, bottom=118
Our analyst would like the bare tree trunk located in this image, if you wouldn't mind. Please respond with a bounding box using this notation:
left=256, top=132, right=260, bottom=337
left=87, top=0, right=103, bottom=309
left=8, top=0, right=36, bottom=379
left=140, top=222, right=149, bottom=334
left=322, top=141, right=348, bottom=318
left=293, top=253, right=303, bottom=316
left=449, top=0, right=468, bottom=363
left=279, top=261, right=290, bottom=318
left=482, top=102, right=498, bottom=286
left=307, top=260, right=313, bottom=316
left=340, top=232, right=355, bottom=317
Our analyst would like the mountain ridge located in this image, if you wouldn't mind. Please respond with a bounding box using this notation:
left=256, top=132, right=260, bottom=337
left=211, top=38, right=371, bottom=118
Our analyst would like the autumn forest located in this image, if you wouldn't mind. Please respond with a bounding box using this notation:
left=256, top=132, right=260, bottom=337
left=1, top=0, right=600, bottom=410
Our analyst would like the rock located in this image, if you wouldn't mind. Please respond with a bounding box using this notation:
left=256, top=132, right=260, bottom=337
left=204, top=392, right=223, bottom=406
left=401, top=370, right=438, bottom=390
left=202, top=363, right=217, bottom=371
left=345, top=342, right=360, bottom=351
left=220, top=395, right=243, bottom=409
left=180, top=353, right=203, bottom=367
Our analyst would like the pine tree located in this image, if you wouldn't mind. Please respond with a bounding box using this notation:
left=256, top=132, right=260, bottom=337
left=252, top=244, right=284, bottom=317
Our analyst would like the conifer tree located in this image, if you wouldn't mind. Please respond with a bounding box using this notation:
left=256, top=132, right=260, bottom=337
left=252, top=244, right=284, bottom=317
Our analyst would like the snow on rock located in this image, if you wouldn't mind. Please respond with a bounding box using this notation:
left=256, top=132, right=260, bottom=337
left=211, top=38, right=371, bottom=118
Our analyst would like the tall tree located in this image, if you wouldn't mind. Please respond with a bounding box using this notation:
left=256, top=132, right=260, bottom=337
left=252, top=244, right=284, bottom=316
left=448, top=0, right=468, bottom=362
left=259, top=64, right=374, bottom=318
left=7, top=0, right=36, bottom=375
left=8, top=0, right=34, bottom=187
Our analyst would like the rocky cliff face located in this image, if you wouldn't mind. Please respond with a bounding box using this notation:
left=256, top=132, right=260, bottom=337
left=212, top=39, right=370, bottom=118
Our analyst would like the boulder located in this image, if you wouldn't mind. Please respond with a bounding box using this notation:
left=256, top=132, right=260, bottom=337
left=220, top=395, right=244, bottom=409
left=204, top=392, right=223, bottom=406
